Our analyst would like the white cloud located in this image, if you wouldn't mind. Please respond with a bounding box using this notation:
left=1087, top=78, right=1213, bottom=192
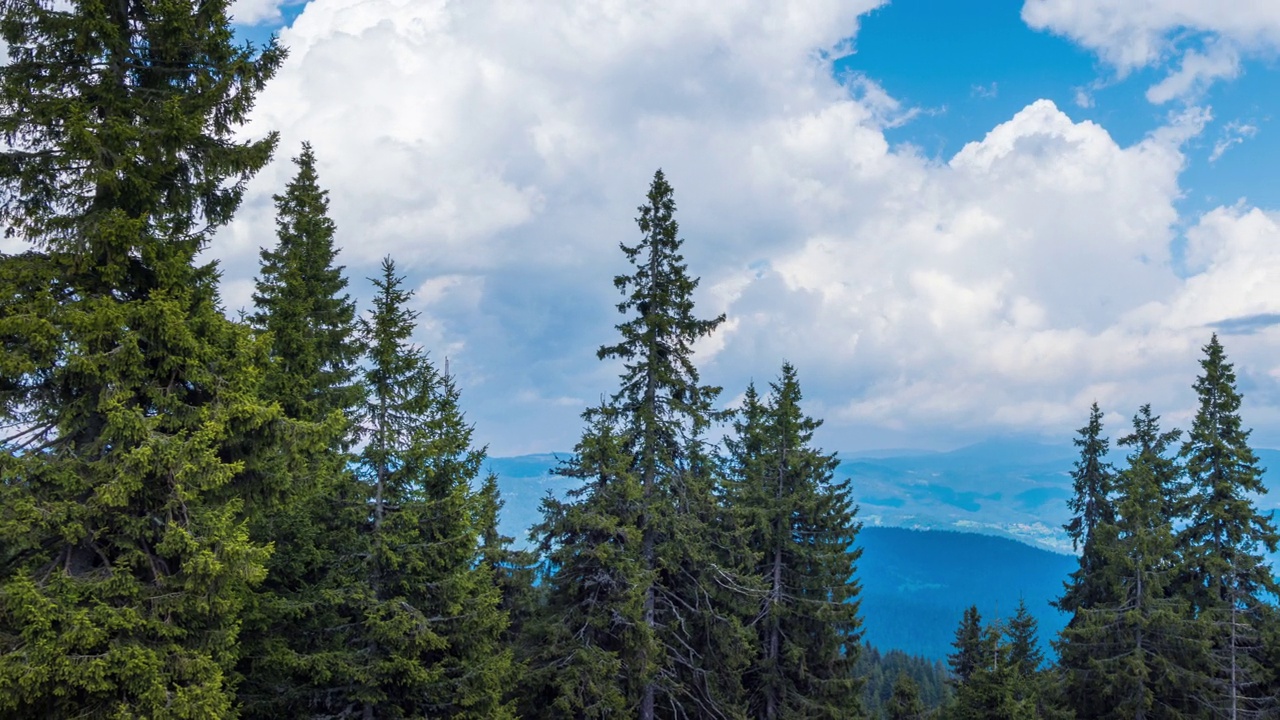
left=1023, top=0, right=1280, bottom=103
left=1209, top=120, right=1259, bottom=162
left=203, top=0, right=1280, bottom=454
left=229, top=0, right=285, bottom=26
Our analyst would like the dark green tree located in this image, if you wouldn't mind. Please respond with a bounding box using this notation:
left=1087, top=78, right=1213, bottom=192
left=725, top=365, right=864, bottom=719
left=1006, top=599, right=1044, bottom=677
left=1056, top=406, right=1203, bottom=720
left=1175, top=335, right=1278, bottom=720
left=236, top=144, right=364, bottom=717
left=1055, top=403, right=1116, bottom=617
left=532, top=169, right=738, bottom=718
left=0, top=0, right=288, bottom=714
left=524, top=405, right=652, bottom=719
left=948, top=606, right=988, bottom=688
left=945, top=611, right=1030, bottom=720
left=345, top=257, right=513, bottom=718
left=250, top=142, right=362, bottom=424
left=886, top=673, right=926, bottom=720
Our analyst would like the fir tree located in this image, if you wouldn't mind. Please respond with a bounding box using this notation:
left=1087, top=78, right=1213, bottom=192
left=524, top=405, right=651, bottom=719
left=532, top=169, right=737, bottom=718
left=236, top=144, right=364, bottom=717
left=886, top=673, right=926, bottom=720
left=1006, top=599, right=1044, bottom=677
left=1056, top=402, right=1116, bottom=617
left=346, top=257, right=513, bottom=718
left=1056, top=406, right=1203, bottom=720
left=948, top=606, right=988, bottom=688
left=726, top=365, right=864, bottom=719
left=250, top=142, right=362, bottom=424
left=1175, top=335, right=1278, bottom=719
left=0, top=0, right=287, bottom=714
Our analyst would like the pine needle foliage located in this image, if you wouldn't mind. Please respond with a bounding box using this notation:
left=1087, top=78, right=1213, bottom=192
left=0, top=0, right=287, bottom=714
left=725, top=365, right=864, bottom=720
left=1175, top=335, right=1278, bottom=720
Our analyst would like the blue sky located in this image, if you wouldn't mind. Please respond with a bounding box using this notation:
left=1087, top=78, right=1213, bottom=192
left=191, top=0, right=1280, bottom=456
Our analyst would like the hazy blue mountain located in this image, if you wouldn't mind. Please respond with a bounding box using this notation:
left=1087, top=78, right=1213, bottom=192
left=857, top=527, right=1075, bottom=659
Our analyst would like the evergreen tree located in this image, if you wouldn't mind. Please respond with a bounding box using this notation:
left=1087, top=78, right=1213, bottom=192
left=948, top=606, right=988, bottom=688
left=0, top=0, right=287, bottom=714
left=236, top=145, right=364, bottom=717
left=250, top=142, right=362, bottom=423
left=1056, top=402, right=1116, bottom=617
left=945, top=612, right=1030, bottom=720
left=345, top=257, right=513, bottom=718
left=532, top=169, right=738, bottom=718
left=1006, top=599, right=1044, bottom=677
left=1175, top=335, right=1278, bottom=720
left=524, top=405, right=651, bottom=718
left=1056, top=406, right=1203, bottom=720
left=726, top=365, right=864, bottom=719
left=886, top=673, right=926, bottom=720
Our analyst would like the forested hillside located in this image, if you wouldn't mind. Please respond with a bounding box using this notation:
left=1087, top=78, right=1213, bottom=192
left=1, top=1, right=1278, bottom=718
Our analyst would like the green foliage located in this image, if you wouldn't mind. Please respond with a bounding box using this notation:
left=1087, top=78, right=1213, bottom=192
left=250, top=142, right=362, bottom=425
left=885, top=673, right=927, bottom=720
left=1175, top=335, right=1278, bottom=719
left=235, top=146, right=364, bottom=718
left=857, top=644, right=950, bottom=718
left=725, top=365, right=865, bottom=719
left=945, top=606, right=1064, bottom=720
left=346, top=257, right=514, bottom=718
left=1056, top=403, right=1117, bottom=619
left=0, top=0, right=286, bottom=714
left=1056, top=405, right=1204, bottom=720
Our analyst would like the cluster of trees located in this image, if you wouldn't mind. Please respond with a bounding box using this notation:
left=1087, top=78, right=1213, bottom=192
left=2, top=1, right=1279, bottom=719
left=935, top=339, right=1280, bottom=720
left=0, top=1, right=866, bottom=718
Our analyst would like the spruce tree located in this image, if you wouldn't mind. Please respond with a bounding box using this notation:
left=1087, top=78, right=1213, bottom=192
left=1175, top=335, right=1278, bottom=719
left=524, top=405, right=651, bottom=718
left=236, top=144, right=363, bottom=717
left=347, top=257, right=513, bottom=718
left=886, top=673, right=926, bottom=720
left=1056, top=406, right=1203, bottom=720
left=532, top=169, right=737, bottom=718
left=725, top=365, right=864, bottom=719
left=0, top=0, right=287, bottom=714
left=250, top=142, right=361, bottom=423
left=1006, top=599, right=1044, bottom=677
left=1056, top=402, right=1116, bottom=617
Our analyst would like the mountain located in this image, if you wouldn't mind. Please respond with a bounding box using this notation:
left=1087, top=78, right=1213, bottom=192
left=857, top=527, right=1075, bottom=659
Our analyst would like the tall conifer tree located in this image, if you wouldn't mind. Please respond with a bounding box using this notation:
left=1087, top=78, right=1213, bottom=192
left=1175, top=335, right=1278, bottom=719
left=531, top=169, right=737, bottom=718
left=251, top=142, right=361, bottom=423
left=1056, top=406, right=1203, bottom=720
left=725, top=365, right=863, bottom=719
left=237, top=144, right=363, bottom=717
left=347, top=257, right=513, bottom=718
left=0, top=0, right=288, bottom=714
left=1056, top=402, right=1116, bottom=617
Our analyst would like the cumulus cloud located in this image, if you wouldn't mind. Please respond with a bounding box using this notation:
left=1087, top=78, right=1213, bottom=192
left=206, top=0, right=1280, bottom=454
left=1023, top=0, right=1280, bottom=103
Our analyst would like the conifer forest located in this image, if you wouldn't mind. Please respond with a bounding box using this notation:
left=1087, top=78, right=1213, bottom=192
left=2, top=1, right=1279, bottom=719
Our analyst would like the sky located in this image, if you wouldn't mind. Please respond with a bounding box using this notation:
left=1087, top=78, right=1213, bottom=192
left=198, top=0, right=1280, bottom=456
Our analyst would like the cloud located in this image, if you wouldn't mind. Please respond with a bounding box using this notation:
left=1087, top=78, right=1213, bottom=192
left=229, top=0, right=285, bottom=26
left=1023, top=0, right=1280, bottom=103
left=202, top=0, right=1280, bottom=454
left=1209, top=120, right=1260, bottom=162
